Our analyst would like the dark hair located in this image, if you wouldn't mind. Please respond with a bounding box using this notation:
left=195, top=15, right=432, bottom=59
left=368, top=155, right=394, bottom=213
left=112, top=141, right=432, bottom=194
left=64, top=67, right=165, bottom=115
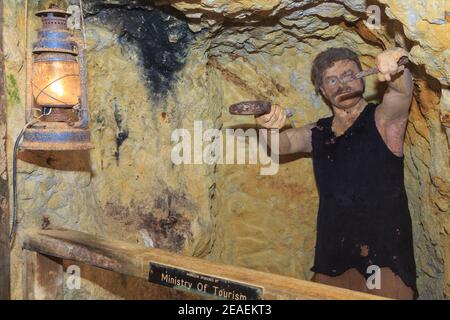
left=311, top=47, right=363, bottom=94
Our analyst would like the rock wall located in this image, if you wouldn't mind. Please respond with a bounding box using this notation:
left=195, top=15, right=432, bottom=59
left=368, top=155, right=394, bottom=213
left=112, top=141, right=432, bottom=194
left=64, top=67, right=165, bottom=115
left=3, top=0, right=449, bottom=299
left=5, top=0, right=220, bottom=299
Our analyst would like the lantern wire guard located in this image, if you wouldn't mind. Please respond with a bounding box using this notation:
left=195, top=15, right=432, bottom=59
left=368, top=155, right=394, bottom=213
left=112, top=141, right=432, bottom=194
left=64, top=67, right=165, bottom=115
left=10, top=1, right=90, bottom=246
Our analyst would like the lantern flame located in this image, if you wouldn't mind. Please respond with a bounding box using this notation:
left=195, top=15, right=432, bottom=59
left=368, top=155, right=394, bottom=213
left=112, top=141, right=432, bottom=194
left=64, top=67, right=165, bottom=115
left=49, top=81, right=64, bottom=97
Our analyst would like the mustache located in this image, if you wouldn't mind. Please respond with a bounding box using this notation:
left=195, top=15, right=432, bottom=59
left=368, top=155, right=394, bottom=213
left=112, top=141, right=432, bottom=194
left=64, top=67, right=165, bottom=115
left=334, top=87, right=363, bottom=101
left=335, top=86, right=353, bottom=96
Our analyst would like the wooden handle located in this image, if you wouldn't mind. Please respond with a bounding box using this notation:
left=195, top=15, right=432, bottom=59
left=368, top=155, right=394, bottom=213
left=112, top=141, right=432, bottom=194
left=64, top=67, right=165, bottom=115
left=229, top=100, right=272, bottom=116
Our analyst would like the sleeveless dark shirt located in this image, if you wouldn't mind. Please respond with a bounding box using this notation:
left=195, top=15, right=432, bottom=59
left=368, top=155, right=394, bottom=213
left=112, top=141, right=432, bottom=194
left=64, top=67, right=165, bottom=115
left=310, top=102, right=418, bottom=298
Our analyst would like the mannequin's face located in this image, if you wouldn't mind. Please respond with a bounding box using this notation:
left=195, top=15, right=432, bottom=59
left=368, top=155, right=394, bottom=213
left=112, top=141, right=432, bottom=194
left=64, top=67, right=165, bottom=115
left=320, top=59, right=365, bottom=110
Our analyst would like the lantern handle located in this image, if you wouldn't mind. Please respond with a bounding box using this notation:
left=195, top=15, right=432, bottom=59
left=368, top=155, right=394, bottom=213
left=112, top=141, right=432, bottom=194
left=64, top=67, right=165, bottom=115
left=72, top=48, right=89, bottom=129
left=71, top=1, right=90, bottom=128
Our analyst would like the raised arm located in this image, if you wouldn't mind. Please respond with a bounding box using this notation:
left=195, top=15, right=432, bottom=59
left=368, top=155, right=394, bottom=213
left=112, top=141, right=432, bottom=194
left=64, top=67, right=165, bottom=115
left=376, top=48, right=414, bottom=123
left=374, top=48, right=414, bottom=157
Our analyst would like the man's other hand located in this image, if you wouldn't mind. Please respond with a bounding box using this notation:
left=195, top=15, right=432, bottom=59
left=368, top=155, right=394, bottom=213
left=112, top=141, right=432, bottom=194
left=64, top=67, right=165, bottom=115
left=255, top=103, right=287, bottom=129
left=376, top=47, right=409, bottom=82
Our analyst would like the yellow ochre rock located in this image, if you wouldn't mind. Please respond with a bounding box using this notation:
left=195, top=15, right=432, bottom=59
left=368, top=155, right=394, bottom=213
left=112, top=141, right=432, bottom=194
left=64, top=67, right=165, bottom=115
left=3, top=0, right=449, bottom=299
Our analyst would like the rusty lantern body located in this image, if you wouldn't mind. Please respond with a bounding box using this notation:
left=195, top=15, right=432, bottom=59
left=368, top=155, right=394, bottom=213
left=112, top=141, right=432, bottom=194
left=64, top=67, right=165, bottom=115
left=22, top=7, right=94, bottom=150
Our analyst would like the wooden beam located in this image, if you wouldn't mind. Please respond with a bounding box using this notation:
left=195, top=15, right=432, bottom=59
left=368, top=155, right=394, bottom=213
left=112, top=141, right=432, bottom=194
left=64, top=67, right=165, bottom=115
left=23, top=250, right=63, bottom=300
left=23, top=229, right=386, bottom=300
left=0, top=0, right=11, bottom=300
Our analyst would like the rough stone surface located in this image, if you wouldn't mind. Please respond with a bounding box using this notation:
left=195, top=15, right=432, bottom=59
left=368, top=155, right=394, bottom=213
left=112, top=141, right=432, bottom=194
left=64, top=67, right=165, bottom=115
left=3, top=0, right=449, bottom=299
left=5, top=0, right=218, bottom=299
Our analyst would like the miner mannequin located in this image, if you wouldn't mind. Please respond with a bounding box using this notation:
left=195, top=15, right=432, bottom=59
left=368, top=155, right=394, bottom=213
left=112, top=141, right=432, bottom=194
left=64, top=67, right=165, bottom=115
left=256, top=47, right=417, bottom=299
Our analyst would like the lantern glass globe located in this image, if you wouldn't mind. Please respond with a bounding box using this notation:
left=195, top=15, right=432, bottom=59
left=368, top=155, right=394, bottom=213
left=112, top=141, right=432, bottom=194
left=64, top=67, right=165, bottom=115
left=32, top=52, right=81, bottom=107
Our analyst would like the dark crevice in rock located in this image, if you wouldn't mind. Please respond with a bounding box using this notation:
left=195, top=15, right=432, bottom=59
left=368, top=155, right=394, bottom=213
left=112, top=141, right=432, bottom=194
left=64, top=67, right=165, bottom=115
left=112, top=101, right=129, bottom=164
left=85, top=2, right=195, bottom=100
left=139, top=189, right=195, bottom=252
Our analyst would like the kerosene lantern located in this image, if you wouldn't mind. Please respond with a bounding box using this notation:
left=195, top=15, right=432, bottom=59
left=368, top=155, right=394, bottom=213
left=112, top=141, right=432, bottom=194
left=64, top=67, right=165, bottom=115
left=22, top=6, right=94, bottom=150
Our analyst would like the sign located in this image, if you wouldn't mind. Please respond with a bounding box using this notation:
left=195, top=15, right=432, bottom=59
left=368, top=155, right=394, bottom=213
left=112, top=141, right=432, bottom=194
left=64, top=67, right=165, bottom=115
left=148, top=262, right=263, bottom=300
